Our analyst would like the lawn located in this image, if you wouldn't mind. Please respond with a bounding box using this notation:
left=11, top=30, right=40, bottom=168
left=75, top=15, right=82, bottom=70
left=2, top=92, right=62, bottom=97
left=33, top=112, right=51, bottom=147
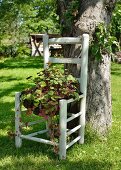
left=0, top=57, right=121, bottom=170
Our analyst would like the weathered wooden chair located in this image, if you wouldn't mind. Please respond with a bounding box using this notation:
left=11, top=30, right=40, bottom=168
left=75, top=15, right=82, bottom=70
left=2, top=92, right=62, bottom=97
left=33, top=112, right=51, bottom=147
left=15, top=34, right=89, bottom=159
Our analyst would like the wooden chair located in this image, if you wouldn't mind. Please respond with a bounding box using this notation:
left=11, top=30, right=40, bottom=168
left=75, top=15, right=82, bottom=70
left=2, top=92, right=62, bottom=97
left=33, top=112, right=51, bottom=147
left=15, top=34, right=89, bottom=159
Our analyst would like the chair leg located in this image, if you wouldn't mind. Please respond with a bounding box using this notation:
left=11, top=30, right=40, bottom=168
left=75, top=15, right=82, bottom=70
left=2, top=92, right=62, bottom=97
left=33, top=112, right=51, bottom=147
left=15, top=92, right=22, bottom=148
left=79, top=98, right=86, bottom=144
left=59, top=99, right=67, bottom=159
left=46, top=117, right=51, bottom=137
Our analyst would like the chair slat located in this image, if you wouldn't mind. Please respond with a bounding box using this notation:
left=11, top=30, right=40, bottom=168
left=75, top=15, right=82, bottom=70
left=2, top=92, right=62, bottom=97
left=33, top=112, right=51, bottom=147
left=49, top=57, right=81, bottom=64
left=21, top=135, right=58, bottom=146
left=66, top=125, right=81, bottom=136
left=26, top=129, right=48, bottom=137
left=49, top=37, right=81, bottom=44
left=67, top=112, right=82, bottom=123
left=67, top=94, right=84, bottom=104
left=21, top=119, right=45, bottom=127
left=66, top=136, right=81, bottom=149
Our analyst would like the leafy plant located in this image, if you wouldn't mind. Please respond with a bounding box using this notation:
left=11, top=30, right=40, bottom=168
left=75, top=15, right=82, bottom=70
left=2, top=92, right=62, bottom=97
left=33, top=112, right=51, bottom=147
left=90, top=23, right=119, bottom=60
left=62, top=0, right=79, bottom=33
left=111, top=1, right=121, bottom=49
left=21, top=64, right=80, bottom=145
left=90, top=1, right=121, bottom=60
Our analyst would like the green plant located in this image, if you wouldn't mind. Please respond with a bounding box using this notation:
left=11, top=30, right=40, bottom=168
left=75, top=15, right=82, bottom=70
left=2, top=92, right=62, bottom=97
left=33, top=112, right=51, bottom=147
left=17, top=43, right=31, bottom=57
left=21, top=64, right=80, bottom=144
left=111, top=1, right=121, bottom=48
left=62, top=0, right=79, bottom=33
left=64, top=0, right=79, bottom=22
left=90, top=23, right=119, bottom=60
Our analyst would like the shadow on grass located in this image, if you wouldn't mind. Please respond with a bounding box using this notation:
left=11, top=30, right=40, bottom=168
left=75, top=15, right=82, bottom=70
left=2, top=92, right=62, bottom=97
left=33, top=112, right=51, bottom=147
left=0, top=104, right=113, bottom=170
left=0, top=57, right=44, bottom=69
left=0, top=82, right=27, bottom=98
left=0, top=132, right=113, bottom=170
left=0, top=134, right=54, bottom=156
left=112, top=97, right=117, bottom=102
left=0, top=82, right=35, bottom=131
left=0, top=58, right=116, bottom=169
left=0, top=159, right=113, bottom=170
left=0, top=99, right=104, bottom=167
left=0, top=76, right=22, bottom=82
left=111, top=63, right=121, bottom=77
left=111, top=70, right=121, bottom=76
left=0, top=86, right=102, bottom=166
left=0, top=101, right=15, bottom=128
left=0, top=134, right=113, bottom=170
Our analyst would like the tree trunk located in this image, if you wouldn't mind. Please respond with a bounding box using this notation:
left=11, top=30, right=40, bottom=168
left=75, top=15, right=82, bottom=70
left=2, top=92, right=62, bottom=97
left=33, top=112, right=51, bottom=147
left=57, top=0, right=116, bottom=135
left=87, top=54, right=112, bottom=134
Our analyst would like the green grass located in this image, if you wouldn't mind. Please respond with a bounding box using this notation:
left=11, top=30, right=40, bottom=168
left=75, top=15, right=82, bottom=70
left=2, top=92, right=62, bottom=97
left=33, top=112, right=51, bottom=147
left=0, top=57, right=121, bottom=170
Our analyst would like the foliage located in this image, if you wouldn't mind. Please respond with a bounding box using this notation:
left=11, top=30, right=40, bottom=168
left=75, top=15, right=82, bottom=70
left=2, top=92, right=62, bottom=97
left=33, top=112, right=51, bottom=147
left=0, top=0, right=120, bottom=58
left=16, top=43, right=31, bottom=57
left=90, top=2, right=121, bottom=60
left=111, top=1, right=121, bottom=47
left=0, top=43, right=30, bottom=58
left=61, top=0, right=79, bottom=33
left=64, top=0, right=79, bottom=23
left=0, top=0, right=60, bottom=57
left=21, top=64, right=80, bottom=143
left=90, top=23, right=119, bottom=60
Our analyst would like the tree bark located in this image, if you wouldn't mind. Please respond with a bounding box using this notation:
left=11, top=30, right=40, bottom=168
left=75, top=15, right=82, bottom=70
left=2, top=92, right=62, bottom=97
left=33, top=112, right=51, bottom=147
left=57, top=0, right=116, bottom=135
left=87, top=55, right=112, bottom=134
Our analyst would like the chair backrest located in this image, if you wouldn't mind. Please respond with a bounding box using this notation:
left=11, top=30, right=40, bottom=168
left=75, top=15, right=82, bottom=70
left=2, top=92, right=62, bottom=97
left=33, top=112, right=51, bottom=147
left=43, top=34, right=89, bottom=96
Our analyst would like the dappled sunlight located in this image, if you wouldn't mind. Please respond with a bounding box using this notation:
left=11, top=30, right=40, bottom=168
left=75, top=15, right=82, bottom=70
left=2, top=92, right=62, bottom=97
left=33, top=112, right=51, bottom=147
left=0, top=129, right=8, bottom=137
left=0, top=155, right=113, bottom=170
left=0, top=156, right=13, bottom=169
left=0, top=154, right=51, bottom=170
left=0, top=57, right=44, bottom=69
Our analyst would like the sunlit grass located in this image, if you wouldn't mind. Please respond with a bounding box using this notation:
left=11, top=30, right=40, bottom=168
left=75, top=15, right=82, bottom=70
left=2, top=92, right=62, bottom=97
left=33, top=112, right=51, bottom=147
left=0, top=57, right=121, bottom=170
